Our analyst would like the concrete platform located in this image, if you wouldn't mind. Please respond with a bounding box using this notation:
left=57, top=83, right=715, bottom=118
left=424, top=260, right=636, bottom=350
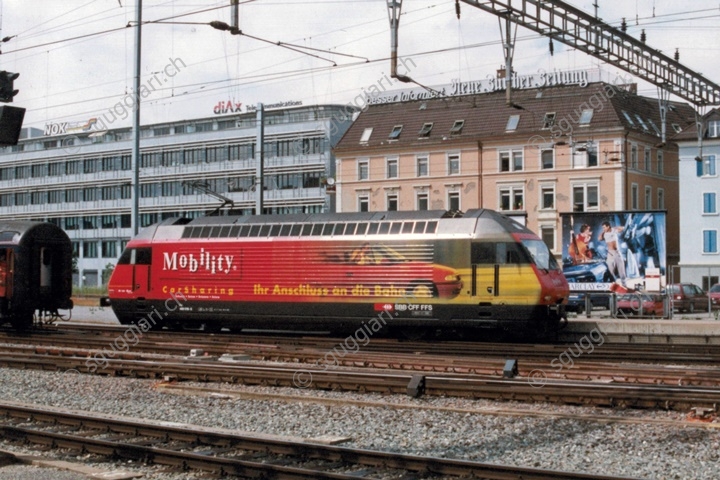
left=563, top=311, right=720, bottom=344
left=61, top=302, right=720, bottom=344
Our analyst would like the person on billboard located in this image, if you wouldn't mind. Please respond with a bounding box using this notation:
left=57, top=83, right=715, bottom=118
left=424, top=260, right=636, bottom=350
left=569, top=224, right=593, bottom=265
left=599, top=221, right=626, bottom=284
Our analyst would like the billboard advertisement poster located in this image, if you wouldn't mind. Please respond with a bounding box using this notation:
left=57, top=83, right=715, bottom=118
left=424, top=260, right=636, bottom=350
left=560, top=211, right=666, bottom=292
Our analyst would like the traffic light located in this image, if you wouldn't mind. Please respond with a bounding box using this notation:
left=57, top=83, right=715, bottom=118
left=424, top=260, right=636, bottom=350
left=0, top=105, right=26, bottom=145
left=0, top=71, right=19, bottom=103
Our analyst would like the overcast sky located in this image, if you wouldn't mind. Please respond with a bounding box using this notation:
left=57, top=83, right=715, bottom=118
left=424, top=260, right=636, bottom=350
left=2, top=0, right=718, bottom=132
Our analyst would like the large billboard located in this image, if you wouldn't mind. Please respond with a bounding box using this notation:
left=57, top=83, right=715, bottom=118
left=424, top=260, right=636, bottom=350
left=560, top=211, right=666, bottom=292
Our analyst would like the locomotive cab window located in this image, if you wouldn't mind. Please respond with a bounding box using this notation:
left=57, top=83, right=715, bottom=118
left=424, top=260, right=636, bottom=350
left=378, top=222, right=390, bottom=235
left=402, top=222, right=414, bottom=234
left=367, top=223, right=379, bottom=235
left=413, top=221, right=426, bottom=234
left=118, top=247, right=152, bottom=265
left=280, top=224, right=292, bottom=236
left=426, top=221, right=438, bottom=234
left=356, top=223, right=368, bottom=235
left=390, top=222, right=402, bottom=234
left=472, top=242, right=529, bottom=265
left=300, top=224, right=313, bottom=236
left=270, top=224, right=281, bottom=236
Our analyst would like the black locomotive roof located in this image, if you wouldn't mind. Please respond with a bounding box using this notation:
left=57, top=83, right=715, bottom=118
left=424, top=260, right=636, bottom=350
left=139, top=208, right=533, bottom=242
left=0, top=221, right=70, bottom=246
left=182, top=209, right=473, bottom=226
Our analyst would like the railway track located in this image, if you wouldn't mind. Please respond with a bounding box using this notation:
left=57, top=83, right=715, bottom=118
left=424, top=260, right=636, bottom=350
left=1, top=347, right=719, bottom=410
left=0, top=401, right=640, bottom=480
left=6, top=324, right=720, bottom=364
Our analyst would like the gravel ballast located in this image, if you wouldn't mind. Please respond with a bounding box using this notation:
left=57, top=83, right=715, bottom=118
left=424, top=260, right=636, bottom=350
left=0, top=367, right=718, bottom=479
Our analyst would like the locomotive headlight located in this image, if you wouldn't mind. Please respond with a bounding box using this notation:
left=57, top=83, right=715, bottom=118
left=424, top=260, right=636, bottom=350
left=445, top=274, right=461, bottom=282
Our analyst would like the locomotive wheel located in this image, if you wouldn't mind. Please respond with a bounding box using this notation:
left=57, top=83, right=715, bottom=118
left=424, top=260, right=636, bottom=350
left=203, top=323, right=223, bottom=333
left=398, top=327, right=430, bottom=341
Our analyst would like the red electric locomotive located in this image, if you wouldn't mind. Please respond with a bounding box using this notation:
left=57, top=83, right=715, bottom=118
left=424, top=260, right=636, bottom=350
left=106, top=209, right=568, bottom=338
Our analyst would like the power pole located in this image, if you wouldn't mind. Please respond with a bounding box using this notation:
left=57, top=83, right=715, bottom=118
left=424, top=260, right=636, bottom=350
left=131, top=0, right=142, bottom=236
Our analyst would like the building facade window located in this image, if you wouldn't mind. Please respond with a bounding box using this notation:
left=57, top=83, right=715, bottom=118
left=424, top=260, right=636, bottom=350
left=499, top=150, right=523, bottom=172
left=448, top=191, right=460, bottom=211
left=657, top=151, right=664, bottom=175
left=704, top=192, right=717, bottom=214
left=387, top=193, right=398, bottom=211
left=708, top=120, right=720, bottom=138
left=416, top=155, right=428, bottom=177
left=386, top=157, right=398, bottom=179
left=447, top=153, right=460, bottom=175
left=630, top=144, right=638, bottom=169
left=645, top=186, right=652, bottom=209
left=540, top=185, right=555, bottom=210
left=572, top=184, right=599, bottom=212
left=357, top=158, right=368, bottom=180
left=417, top=192, right=429, bottom=210
left=658, top=188, right=665, bottom=209
left=540, top=225, right=555, bottom=252
left=358, top=196, right=369, bottom=212
left=644, top=148, right=651, bottom=171
left=703, top=230, right=718, bottom=254
left=83, top=241, right=98, bottom=258
left=541, top=149, right=554, bottom=169
left=697, top=155, right=717, bottom=177
left=631, top=183, right=639, bottom=210
left=499, top=186, right=524, bottom=211
left=101, top=241, right=117, bottom=258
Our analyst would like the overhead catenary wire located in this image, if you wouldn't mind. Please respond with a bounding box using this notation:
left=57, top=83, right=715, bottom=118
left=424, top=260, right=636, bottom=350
left=7, top=0, right=720, bottom=128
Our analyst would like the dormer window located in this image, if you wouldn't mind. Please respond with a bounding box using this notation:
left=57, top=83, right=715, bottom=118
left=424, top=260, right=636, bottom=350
left=578, top=109, right=594, bottom=125
left=450, top=120, right=464, bottom=135
left=418, top=122, right=433, bottom=137
left=634, top=114, right=649, bottom=132
left=388, top=125, right=403, bottom=140
left=708, top=120, right=720, bottom=138
left=506, top=115, right=520, bottom=131
left=542, top=113, right=556, bottom=129
left=622, top=111, right=635, bottom=126
left=359, top=127, right=373, bottom=144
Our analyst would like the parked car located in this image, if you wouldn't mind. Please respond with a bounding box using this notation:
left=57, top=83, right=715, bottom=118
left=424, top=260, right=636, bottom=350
left=563, top=261, right=612, bottom=283
left=616, top=293, right=665, bottom=317
left=667, top=283, right=711, bottom=313
left=709, top=284, right=720, bottom=310
left=566, top=292, right=612, bottom=313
